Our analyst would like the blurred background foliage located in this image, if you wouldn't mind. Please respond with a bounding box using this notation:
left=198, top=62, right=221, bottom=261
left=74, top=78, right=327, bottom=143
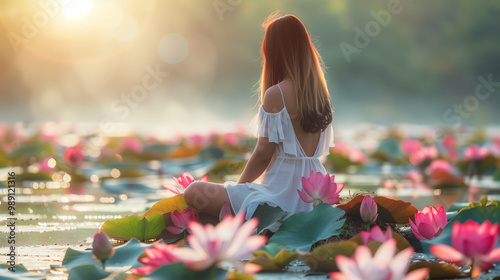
left=0, top=0, right=499, bottom=133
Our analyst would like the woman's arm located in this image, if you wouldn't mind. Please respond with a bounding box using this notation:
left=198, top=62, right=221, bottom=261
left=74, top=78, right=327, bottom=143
left=237, top=136, right=276, bottom=183
left=238, top=85, right=283, bottom=184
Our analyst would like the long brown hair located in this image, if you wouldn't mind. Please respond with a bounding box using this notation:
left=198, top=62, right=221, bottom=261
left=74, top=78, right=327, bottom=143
left=260, top=13, right=332, bottom=133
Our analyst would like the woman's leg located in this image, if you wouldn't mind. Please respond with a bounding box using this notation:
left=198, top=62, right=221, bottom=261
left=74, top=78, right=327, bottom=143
left=184, top=181, right=235, bottom=221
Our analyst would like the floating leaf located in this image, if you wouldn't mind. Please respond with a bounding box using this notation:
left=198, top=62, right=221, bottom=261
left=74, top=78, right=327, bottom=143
left=66, top=264, right=112, bottom=280
left=168, top=145, right=202, bottom=158
left=408, top=261, right=467, bottom=279
left=298, top=240, right=358, bottom=272
left=268, top=203, right=345, bottom=252
left=248, top=243, right=298, bottom=271
left=421, top=206, right=500, bottom=254
left=348, top=228, right=411, bottom=252
left=145, top=263, right=227, bottom=280
left=62, top=238, right=154, bottom=270
left=251, top=204, right=288, bottom=233
left=101, top=213, right=165, bottom=242
left=204, top=159, right=246, bottom=183
left=0, top=264, right=48, bottom=279
left=337, top=195, right=417, bottom=224
left=142, top=195, right=188, bottom=217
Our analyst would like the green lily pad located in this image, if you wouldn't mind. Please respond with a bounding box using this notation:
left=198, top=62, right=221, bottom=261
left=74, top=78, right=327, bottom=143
left=408, top=261, right=467, bottom=279
left=62, top=238, right=154, bottom=270
left=101, top=213, right=166, bottom=242
left=268, top=203, right=345, bottom=252
left=145, top=263, right=227, bottom=280
left=298, top=240, right=358, bottom=272
left=66, top=264, right=112, bottom=280
left=0, top=264, right=48, bottom=279
left=421, top=206, right=500, bottom=254
left=249, top=243, right=298, bottom=271
left=251, top=204, right=289, bottom=233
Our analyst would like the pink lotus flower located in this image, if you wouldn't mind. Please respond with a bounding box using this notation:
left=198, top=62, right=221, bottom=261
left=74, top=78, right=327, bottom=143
left=167, top=208, right=198, bottom=235
left=409, top=206, right=447, bottom=240
left=92, top=231, right=115, bottom=267
left=360, top=225, right=392, bottom=245
left=219, top=202, right=232, bottom=221
left=426, top=159, right=454, bottom=175
left=130, top=243, right=179, bottom=275
left=382, top=180, right=396, bottom=189
left=162, top=172, right=208, bottom=194
left=409, top=146, right=438, bottom=166
left=430, top=221, right=500, bottom=278
left=360, top=195, right=378, bottom=224
left=349, top=149, right=367, bottom=164
left=37, top=158, right=54, bottom=173
left=188, top=134, right=208, bottom=147
left=63, top=146, right=85, bottom=167
left=464, top=144, right=488, bottom=161
left=442, top=134, right=456, bottom=150
left=122, top=138, right=143, bottom=153
left=405, top=170, right=423, bottom=183
left=221, top=133, right=240, bottom=146
left=329, top=239, right=429, bottom=280
left=297, top=171, right=344, bottom=207
left=400, top=139, right=422, bottom=156
left=169, top=212, right=267, bottom=273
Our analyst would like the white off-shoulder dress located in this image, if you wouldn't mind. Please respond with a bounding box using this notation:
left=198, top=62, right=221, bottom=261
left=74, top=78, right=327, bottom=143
left=225, top=84, right=335, bottom=220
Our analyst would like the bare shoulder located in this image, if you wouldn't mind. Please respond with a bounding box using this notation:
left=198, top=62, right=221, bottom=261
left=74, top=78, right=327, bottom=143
left=263, top=85, right=285, bottom=113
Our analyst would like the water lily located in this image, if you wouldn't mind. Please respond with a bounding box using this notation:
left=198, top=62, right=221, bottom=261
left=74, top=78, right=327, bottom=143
left=400, top=138, right=422, bottom=156
left=63, top=146, right=85, bottom=167
left=426, top=159, right=454, bottom=175
left=409, top=146, right=438, bottom=166
left=130, top=243, right=179, bottom=275
left=329, top=239, right=429, bottom=280
left=297, top=171, right=344, bottom=207
left=162, top=171, right=208, bottom=194
left=167, top=208, right=198, bottom=235
left=169, top=212, right=267, bottom=273
left=360, top=195, right=378, bottom=225
left=219, top=202, right=232, bottom=221
left=464, top=144, right=488, bottom=161
left=405, top=170, right=423, bottom=183
left=360, top=225, right=392, bottom=245
left=92, top=231, right=115, bottom=269
left=122, top=137, right=143, bottom=152
left=409, top=206, right=447, bottom=240
left=430, top=220, right=500, bottom=278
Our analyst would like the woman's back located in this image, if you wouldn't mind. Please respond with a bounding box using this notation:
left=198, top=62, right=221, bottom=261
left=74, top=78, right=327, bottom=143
left=275, top=79, right=322, bottom=157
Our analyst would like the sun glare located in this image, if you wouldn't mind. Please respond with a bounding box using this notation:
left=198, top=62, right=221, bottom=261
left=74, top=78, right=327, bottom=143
left=62, top=0, right=94, bottom=20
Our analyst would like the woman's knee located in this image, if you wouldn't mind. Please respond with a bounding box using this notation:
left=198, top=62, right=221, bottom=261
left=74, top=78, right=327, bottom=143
left=184, top=182, right=207, bottom=210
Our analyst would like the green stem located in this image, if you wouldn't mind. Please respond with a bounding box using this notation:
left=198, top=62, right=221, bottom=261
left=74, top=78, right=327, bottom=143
left=209, top=265, right=217, bottom=280
left=366, top=223, right=371, bottom=232
left=102, top=259, right=106, bottom=270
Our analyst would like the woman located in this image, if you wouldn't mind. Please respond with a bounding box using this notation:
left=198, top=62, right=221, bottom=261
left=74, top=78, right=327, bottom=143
left=184, top=13, right=334, bottom=224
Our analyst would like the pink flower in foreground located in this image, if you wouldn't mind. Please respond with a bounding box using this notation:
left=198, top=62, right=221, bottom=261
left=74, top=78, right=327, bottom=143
left=426, top=159, right=454, bottom=175
left=122, top=138, right=143, bottom=153
left=430, top=221, right=500, bottom=278
left=63, top=146, right=85, bottom=167
left=297, top=171, right=344, bottom=207
left=464, top=144, right=488, bottom=161
left=130, top=243, right=179, bottom=275
left=329, top=239, right=429, bottom=280
left=92, top=231, right=115, bottom=262
left=400, top=139, right=422, bottom=156
left=409, top=206, right=447, bottom=240
left=219, top=202, right=232, bottom=222
left=405, top=170, right=423, bottom=183
left=360, top=195, right=378, bottom=224
left=360, top=225, right=392, bottom=245
left=167, top=208, right=198, bottom=235
left=409, top=145, right=438, bottom=166
left=169, top=212, right=267, bottom=273
left=162, top=172, right=208, bottom=194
